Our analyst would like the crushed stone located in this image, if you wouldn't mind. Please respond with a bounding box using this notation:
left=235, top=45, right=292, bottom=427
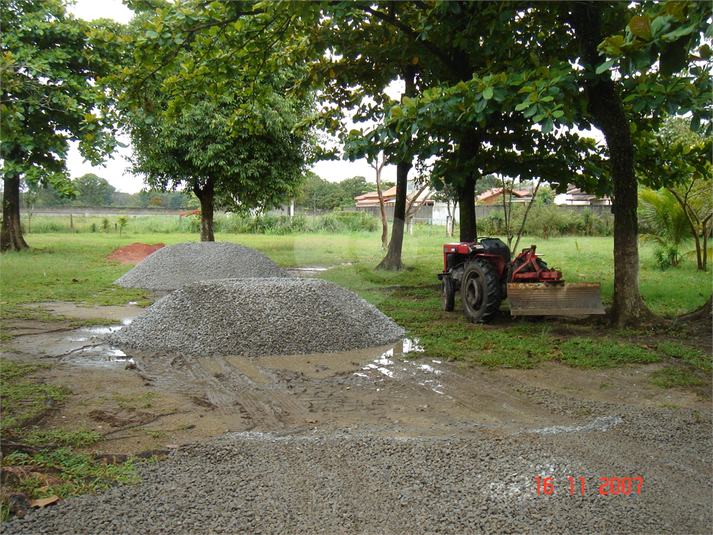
left=114, top=241, right=289, bottom=291
left=3, top=403, right=710, bottom=535
left=109, top=278, right=405, bottom=357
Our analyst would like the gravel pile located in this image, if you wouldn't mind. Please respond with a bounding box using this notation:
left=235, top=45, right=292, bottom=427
left=109, top=278, right=405, bottom=357
left=3, top=403, right=710, bottom=535
left=114, top=242, right=289, bottom=291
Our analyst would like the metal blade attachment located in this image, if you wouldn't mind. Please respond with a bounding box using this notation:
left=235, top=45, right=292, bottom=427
left=507, top=282, right=605, bottom=316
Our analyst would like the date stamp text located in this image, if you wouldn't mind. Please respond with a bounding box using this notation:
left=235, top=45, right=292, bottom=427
left=535, top=477, right=643, bottom=495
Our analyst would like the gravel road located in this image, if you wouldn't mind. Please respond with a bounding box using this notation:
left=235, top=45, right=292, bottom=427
left=3, top=397, right=710, bottom=534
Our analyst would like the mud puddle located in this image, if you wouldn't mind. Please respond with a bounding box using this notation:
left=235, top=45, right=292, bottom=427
left=2, top=301, right=708, bottom=455
left=285, top=267, right=330, bottom=277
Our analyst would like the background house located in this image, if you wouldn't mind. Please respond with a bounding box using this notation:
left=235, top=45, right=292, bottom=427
left=354, top=186, right=398, bottom=207
left=476, top=187, right=532, bottom=205
left=554, top=186, right=612, bottom=206
left=354, top=183, right=434, bottom=209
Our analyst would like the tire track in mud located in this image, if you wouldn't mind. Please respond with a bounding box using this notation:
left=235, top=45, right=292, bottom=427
left=275, top=355, right=580, bottom=433
left=133, top=352, right=314, bottom=431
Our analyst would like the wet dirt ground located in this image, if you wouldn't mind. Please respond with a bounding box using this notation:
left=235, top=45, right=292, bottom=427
left=2, top=301, right=708, bottom=456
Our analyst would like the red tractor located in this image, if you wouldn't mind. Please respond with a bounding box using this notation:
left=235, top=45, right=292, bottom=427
left=438, top=238, right=604, bottom=323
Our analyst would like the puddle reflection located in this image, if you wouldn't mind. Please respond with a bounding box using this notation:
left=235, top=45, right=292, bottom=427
left=355, top=338, right=446, bottom=395
left=62, top=324, right=135, bottom=367
left=62, top=345, right=134, bottom=368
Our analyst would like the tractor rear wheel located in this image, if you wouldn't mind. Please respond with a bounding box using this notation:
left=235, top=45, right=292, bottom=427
left=441, top=276, right=455, bottom=312
left=461, top=259, right=501, bottom=323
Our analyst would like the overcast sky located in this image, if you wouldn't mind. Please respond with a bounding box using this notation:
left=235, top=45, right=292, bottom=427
left=66, top=0, right=395, bottom=194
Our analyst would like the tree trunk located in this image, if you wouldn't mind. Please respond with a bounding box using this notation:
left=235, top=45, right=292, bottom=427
left=1, top=175, right=29, bottom=252
left=512, top=178, right=543, bottom=254
left=703, top=215, right=710, bottom=271
left=372, top=154, right=388, bottom=249
left=377, top=159, right=411, bottom=270
left=572, top=2, right=655, bottom=328
left=678, top=293, right=712, bottom=322
left=458, top=175, right=477, bottom=242
left=193, top=180, right=215, bottom=242
left=457, top=130, right=480, bottom=242
left=376, top=66, right=415, bottom=270
left=378, top=191, right=388, bottom=249
left=405, top=182, right=430, bottom=220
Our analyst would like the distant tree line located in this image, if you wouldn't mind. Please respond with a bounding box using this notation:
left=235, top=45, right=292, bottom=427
left=22, top=173, right=199, bottom=210
left=20, top=172, right=389, bottom=213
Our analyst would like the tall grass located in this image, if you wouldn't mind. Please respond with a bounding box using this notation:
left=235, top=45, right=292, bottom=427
left=22, top=212, right=381, bottom=236
left=479, top=204, right=614, bottom=238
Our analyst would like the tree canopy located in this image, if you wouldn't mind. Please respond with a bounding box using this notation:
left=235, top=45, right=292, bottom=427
left=128, top=91, right=313, bottom=241
left=72, top=174, right=117, bottom=207
left=1, top=0, right=122, bottom=250
left=121, top=1, right=316, bottom=241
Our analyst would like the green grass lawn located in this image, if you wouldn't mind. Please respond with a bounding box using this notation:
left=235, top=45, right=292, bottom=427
left=2, top=230, right=710, bottom=317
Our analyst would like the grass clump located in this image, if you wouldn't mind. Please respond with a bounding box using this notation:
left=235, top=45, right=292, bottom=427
left=647, top=343, right=711, bottom=391
left=656, top=342, right=712, bottom=372
left=650, top=367, right=704, bottom=389
left=0, top=360, right=141, bottom=521
left=0, top=360, right=70, bottom=432
left=22, top=428, right=102, bottom=449
left=1, top=448, right=140, bottom=509
left=555, top=338, right=661, bottom=368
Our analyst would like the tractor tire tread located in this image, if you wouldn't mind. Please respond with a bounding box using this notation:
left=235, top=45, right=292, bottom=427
left=461, top=258, right=502, bottom=323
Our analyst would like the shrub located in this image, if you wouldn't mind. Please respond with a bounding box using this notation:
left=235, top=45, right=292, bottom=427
left=653, top=244, right=681, bottom=270
left=479, top=211, right=506, bottom=236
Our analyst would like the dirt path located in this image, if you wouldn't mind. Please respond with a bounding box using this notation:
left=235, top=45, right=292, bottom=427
left=2, top=302, right=708, bottom=456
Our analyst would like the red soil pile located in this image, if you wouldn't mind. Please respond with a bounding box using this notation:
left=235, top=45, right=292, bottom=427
left=107, top=243, right=165, bottom=265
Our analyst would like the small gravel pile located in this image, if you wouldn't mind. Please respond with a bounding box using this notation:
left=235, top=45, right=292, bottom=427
left=109, top=278, right=405, bottom=357
left=114, top=242, right=289, bottom=291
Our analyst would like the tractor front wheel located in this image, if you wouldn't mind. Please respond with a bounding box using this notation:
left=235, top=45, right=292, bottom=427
left=441, top=276, right=455, bottom=312
left=461, top=259, right=501, bottom=323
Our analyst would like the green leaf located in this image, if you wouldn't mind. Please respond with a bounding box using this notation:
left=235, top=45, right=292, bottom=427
left=482, top=86, right=494, bottom=100
left=691, top=115, right=701, bottom=132
left=628, top=15, right=652, bottom=41
left=662, top=23, right=696, bottom=41
left=659, top=39, right=688, bottom=76
left=595, top=58, right=616, bottom=75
